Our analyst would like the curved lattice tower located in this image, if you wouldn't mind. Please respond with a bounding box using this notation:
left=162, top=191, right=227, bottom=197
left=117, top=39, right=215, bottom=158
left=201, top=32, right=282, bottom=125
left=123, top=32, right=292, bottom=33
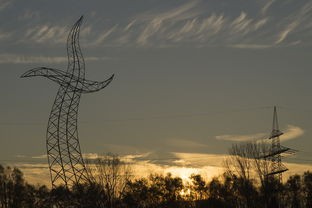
left=21, top=16, right=114, bottom=188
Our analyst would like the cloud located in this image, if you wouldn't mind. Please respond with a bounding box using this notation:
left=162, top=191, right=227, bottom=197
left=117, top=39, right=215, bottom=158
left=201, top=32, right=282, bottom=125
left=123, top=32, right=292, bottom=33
left=230, top=12, right=252, bottom=34
left=275, top=2, right=312, bottom=44
left=0, top=0, right=11, bottom=10
left=15, top=163, right=50, bottom=185
left=93, top=25, right=118, bottom=45
left=216, top=133, right=267, bottom=142
left=11, top=151, right=312, bottom=186
left=125, top=2, right=273, bottom=47
left=25, top=24, right=93, bottom=45
left=229, top=44, right=272, bottom=49
left=82, top=153, right=100, bottom=160
left=261, top=0, right=275, bottom=15
left=31, top=154, right=46, bottom=159
left=19, top=9, right=41, bottom=20
left=172, top=152, right=226, bottom=168
left=254, top=18, right=269, bottom=30
left=15, top=152, right=226, bottom=185
left=136, top=0, right=201, bottom=45
left=275, top=22, right=299, bottom=44
left=1, top=1, right=312, bottom=48
left=131, top=1, right=312, bottom=47
left=216, top=125, right=304, bottom=142
left=283, top=162, right=312, bottom=180
left=137, top=0, right=200, bottom=22
left=0, top=54, right=110, bottom=64
left=169, top=14, right=226, bottom=43
left=280, top=125, right=304, bottom=142
left=0, top=31, right=12, bottom=40
left=130, top=2, right=274, bottom=47
left=24, top=24, right=67, bottom=44
left=124, top=20, right=136, bottom=31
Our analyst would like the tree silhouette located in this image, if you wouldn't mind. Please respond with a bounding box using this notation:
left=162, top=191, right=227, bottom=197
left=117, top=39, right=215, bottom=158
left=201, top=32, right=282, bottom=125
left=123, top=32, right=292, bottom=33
left=123, top=178, right=150, bottom=208
left=189, top=174, right=208, bottom=201
left=86, top=154, right=132, bottom=208
left=303, top=171, right=312, bottom=207
left=283, top=174, right=302, bottom=208
left=0, top=166, right=25, bottom=208
left=0, top=163, right=311, bottom=207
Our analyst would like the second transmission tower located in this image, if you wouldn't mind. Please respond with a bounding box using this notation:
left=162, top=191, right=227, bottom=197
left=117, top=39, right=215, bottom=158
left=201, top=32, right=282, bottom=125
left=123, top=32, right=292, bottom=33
left=263, top=106, right=295, bottom=183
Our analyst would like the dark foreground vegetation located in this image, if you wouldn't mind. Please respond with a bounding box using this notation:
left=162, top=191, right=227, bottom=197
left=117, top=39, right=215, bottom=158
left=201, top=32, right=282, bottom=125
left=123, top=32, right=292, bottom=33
left=0, top=160, right=312, bottom=208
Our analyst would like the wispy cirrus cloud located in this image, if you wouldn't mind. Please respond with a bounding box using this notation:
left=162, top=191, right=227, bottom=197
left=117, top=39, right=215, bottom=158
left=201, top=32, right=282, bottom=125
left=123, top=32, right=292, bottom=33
left=230, top=12, right=253, bottom=34
left=275, top=1, right=312, bottom=45
left=261, top=0, right=275, bottom=15
left=23, top=24, right=67, bottom=44
left=0, top=54, right=110, bottom=64
left=0, top=30, right=11, bottom=40
left=18, top=9, right=41, bottom=20
left=216, top=125, right=304, bottom=142
left=229, top=44, right=272, bottom=49
left=275, top=21, right=299, bottom=44
left=1, top=0, right=312, bottom=48
left=114, top=1, right=312, bottom=48
left=0, top=0, right=12, bottom=11
left=92, top=25, right=118, bottom=45
left=22, top=24, right=91, bottom=45
left=136, top=0, right=201, bottom=46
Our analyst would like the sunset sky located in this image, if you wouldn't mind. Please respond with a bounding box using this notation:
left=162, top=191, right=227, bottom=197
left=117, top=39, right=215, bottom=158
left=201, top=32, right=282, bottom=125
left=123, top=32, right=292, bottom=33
left=0, top=0, right=312, bottom=184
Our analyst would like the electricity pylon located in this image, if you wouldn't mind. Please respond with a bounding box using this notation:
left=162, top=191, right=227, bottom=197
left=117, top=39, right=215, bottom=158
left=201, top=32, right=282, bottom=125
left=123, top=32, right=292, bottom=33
left=262, top=106, right=295, bottom=183
left=21, top=16, right=114, bottom=188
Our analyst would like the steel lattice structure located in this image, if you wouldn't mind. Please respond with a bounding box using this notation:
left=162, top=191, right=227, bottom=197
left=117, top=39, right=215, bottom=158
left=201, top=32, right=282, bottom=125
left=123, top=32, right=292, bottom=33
left=21, top=16, right=114, bottom=188
left=267, top=106, right=288, bottom=182
left=262, top=106, right=296, bottom=183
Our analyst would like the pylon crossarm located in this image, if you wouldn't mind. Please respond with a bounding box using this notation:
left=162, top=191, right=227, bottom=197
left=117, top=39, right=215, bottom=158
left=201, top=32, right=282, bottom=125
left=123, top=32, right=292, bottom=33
left=269, top=129, right=284, bottom=139
left=261, top=147, right=291, bottom=159
left=21, top=67, right=114, bottom=93
left=266, top=168, right=288, bottom=176
left=80, top=74, right=114, bottom=93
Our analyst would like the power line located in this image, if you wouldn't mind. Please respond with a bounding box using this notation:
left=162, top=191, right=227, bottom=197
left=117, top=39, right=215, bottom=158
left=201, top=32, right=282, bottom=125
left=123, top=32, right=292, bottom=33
left=0, top=105, right=281, bottom=126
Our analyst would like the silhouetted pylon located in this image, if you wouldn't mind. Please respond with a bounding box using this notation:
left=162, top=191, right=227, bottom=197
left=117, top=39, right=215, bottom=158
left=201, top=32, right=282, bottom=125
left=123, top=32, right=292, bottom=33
left=22, top=16, right=114, bottom=188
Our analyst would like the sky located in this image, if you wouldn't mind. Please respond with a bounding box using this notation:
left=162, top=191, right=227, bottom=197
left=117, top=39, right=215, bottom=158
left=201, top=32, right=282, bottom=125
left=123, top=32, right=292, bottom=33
left=0, top=0, right=312, bottom=184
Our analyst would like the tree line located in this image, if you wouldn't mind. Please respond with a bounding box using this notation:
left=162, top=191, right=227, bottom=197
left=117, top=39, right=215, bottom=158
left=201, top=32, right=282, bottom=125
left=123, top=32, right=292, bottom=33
left=0, top=152, right=311, bottom=208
